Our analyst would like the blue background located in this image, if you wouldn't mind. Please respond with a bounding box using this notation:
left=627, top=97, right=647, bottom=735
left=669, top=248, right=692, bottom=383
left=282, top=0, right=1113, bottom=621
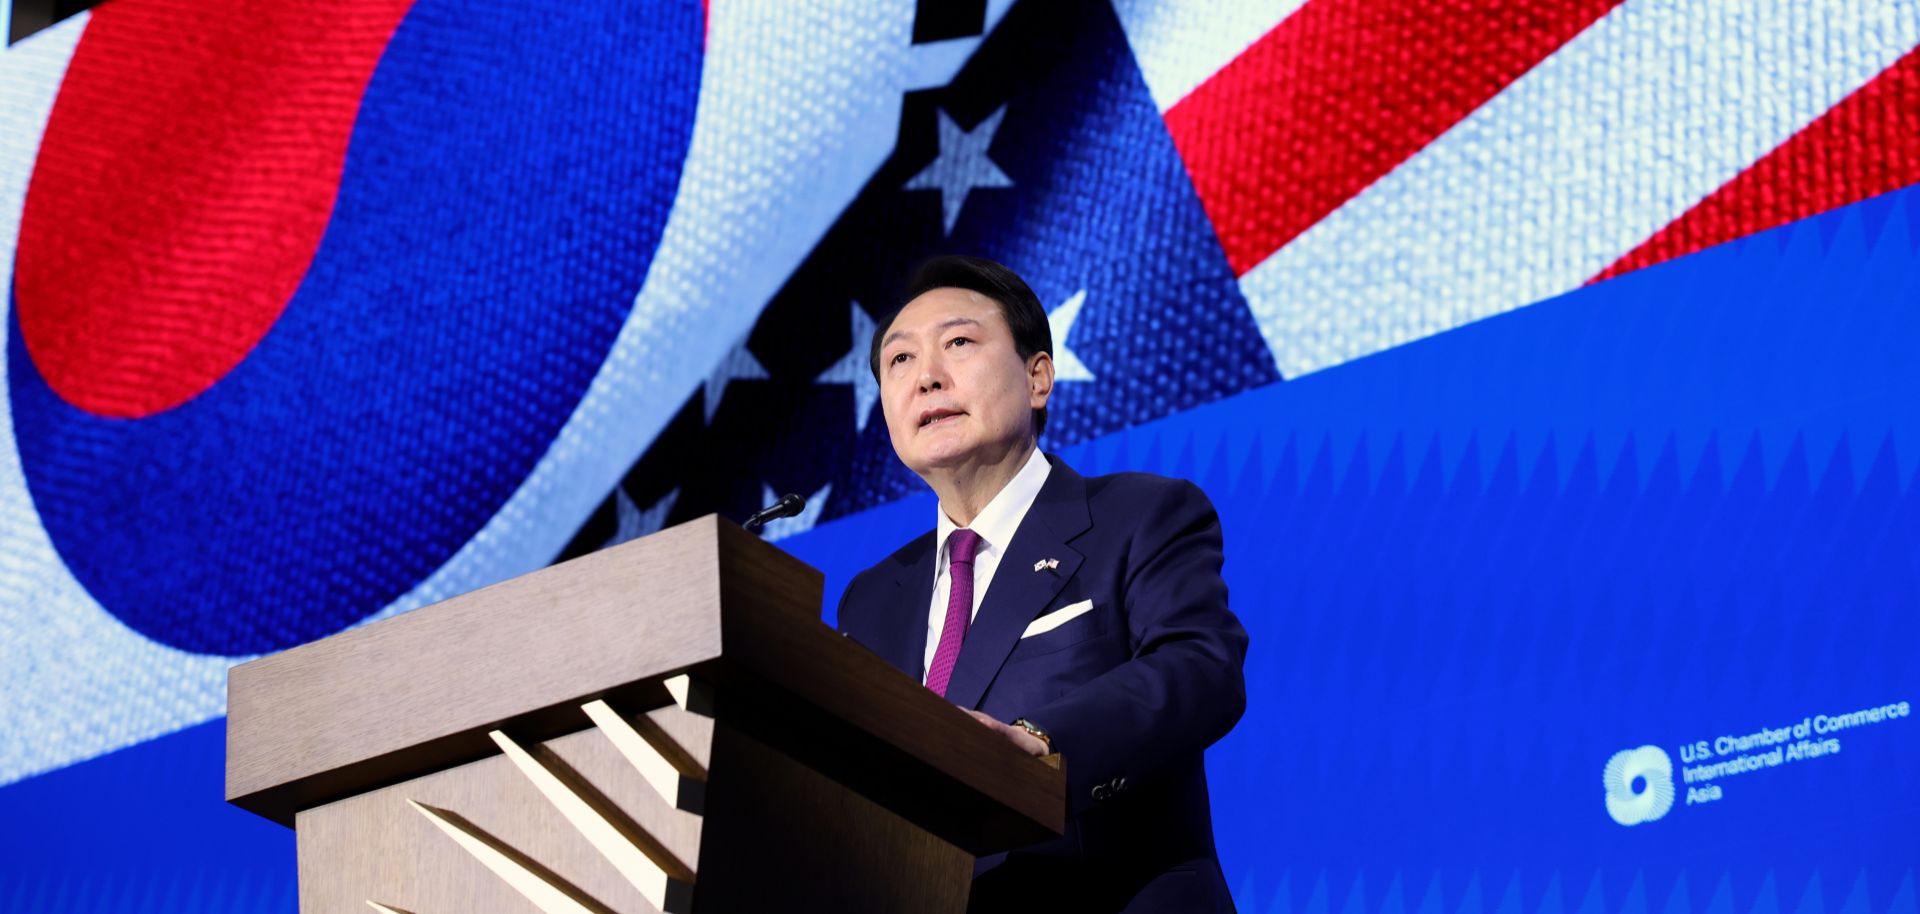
left=6, top=175, right=1915, bottom=910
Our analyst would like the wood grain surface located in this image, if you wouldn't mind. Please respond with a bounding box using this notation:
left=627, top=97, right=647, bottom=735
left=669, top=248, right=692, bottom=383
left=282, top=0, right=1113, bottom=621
left=232, top=515, right=1067, bottom=909
left=229, top=517, right=748, bottom=823
left=299, top=715, right=701, bottom=914
left=691, top=721, right=971, bottom=914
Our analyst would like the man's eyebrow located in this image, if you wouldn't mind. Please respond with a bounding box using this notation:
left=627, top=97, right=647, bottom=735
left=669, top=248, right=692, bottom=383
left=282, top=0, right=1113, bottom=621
left=881, top=316, right=982, bottom=350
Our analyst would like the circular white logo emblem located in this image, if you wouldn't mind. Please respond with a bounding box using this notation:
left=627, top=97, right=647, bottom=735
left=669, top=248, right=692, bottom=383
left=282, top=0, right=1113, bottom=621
left=1603, top=745, right=1676, bottom=826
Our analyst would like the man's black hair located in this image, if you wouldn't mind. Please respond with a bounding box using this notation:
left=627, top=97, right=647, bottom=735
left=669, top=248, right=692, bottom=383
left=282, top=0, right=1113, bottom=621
left=868, top=255, right=1053, bottom=436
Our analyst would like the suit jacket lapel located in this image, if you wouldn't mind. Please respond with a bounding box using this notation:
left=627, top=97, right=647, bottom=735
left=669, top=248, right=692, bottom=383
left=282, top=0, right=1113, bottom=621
left=943, top=457, right=1092, bottom=710
left=879, top=534, right=936, bottom=682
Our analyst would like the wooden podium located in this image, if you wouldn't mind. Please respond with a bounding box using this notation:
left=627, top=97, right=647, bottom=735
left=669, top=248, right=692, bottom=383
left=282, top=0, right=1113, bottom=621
left=226, top=516, right=1066, bottom=913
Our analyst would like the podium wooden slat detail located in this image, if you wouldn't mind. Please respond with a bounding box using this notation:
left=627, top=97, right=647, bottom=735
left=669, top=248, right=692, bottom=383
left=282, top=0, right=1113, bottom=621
left=226, top=516, right=1065, bottom=913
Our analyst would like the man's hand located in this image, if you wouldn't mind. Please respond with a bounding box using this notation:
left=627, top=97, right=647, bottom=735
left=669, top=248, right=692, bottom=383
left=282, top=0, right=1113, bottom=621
left=966, top=710, right=1049, bottom=756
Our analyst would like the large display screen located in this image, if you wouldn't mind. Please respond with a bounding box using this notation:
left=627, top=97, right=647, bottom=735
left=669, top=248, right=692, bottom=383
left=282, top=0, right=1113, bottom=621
left=2, top=0, right=1914, bottom=909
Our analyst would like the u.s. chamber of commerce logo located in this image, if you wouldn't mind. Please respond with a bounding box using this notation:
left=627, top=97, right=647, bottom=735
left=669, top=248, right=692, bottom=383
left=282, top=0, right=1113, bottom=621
left=1602, top=745, right=1676, bottom=826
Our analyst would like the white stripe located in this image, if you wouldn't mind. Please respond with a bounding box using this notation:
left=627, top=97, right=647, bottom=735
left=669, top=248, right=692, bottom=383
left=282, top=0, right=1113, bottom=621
left=1112, top=0, right=1307, bottom=113
left=0, top=2, right=993, bottom=785
left=1238, top=0, right=1920, bottom=380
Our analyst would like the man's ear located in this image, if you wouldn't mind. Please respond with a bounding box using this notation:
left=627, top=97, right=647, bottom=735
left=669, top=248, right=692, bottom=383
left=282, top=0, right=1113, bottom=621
left=1027, top=351, right=1055, bottom=408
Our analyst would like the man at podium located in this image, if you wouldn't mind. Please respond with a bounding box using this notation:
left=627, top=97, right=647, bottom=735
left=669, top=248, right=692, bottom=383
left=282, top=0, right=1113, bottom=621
left=837, top=256, right=1249, bottom=913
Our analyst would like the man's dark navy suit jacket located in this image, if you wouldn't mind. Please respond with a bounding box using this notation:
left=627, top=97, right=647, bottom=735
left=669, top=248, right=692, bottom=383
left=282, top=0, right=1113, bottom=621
left=836, top=454, right=1248, bottom=913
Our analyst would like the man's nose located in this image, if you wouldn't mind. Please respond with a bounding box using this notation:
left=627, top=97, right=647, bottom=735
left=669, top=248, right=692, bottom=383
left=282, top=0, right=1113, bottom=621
left=917, top=353, right=949, bottom=393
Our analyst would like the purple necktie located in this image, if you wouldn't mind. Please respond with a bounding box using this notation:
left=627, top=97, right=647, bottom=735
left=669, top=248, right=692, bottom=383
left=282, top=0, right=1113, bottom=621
left=925, top=529, right=984, bottom=697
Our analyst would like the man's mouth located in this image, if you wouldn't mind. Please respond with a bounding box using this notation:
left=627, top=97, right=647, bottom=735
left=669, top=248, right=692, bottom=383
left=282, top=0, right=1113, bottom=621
left=918, top=408, right=965, bottom=429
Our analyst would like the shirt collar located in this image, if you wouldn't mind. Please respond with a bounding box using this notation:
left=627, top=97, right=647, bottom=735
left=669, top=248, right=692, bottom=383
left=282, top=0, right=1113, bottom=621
left=935, top=448, right=1052, bottom=561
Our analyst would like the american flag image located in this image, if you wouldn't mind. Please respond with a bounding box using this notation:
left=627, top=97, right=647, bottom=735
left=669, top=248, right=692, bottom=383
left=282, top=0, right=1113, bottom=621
left=560, top=0, right=1920, bottom=553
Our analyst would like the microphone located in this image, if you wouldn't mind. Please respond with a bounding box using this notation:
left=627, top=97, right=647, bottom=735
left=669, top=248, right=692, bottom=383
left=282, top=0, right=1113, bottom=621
left=742, top=492, right=806, bottom=534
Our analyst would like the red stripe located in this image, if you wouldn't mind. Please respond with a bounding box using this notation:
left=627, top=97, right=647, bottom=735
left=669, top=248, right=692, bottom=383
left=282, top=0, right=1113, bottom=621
left=1165, top=0, right=1623, bottom=276
left=15, top=0, right=413, bottom=418
left=1593, top=48, right=1920, bottom=283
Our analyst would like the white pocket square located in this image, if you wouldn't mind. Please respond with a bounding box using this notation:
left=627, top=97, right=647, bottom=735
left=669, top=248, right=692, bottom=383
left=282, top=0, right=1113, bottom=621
left=1022, top=599, right=1094, bottom=638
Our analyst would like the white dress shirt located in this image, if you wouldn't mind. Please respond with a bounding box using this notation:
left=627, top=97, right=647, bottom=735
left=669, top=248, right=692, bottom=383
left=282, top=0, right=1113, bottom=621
left=922, top=448, right=1053, bottom=682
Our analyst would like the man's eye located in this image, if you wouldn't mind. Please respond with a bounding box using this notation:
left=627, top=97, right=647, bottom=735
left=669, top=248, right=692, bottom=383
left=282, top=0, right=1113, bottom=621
left=948, top=337, right=972, bottom=348
left=890, top=352, right=910, bottom=365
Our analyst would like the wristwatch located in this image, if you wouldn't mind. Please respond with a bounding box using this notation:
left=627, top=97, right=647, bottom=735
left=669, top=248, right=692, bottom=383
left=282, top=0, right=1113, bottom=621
left=1010, top=717, right=1053, bottom=752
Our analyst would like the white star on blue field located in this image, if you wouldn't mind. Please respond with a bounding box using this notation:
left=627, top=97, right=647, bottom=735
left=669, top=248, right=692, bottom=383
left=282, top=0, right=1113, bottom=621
left=905, top=106, right=1014, bottom=235
left=559, top=1, right=1276, bottom=558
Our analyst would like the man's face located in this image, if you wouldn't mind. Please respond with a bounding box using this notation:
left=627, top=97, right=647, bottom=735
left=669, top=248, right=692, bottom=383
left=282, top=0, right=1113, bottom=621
left=877, top=288, right=1052, bottom=478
